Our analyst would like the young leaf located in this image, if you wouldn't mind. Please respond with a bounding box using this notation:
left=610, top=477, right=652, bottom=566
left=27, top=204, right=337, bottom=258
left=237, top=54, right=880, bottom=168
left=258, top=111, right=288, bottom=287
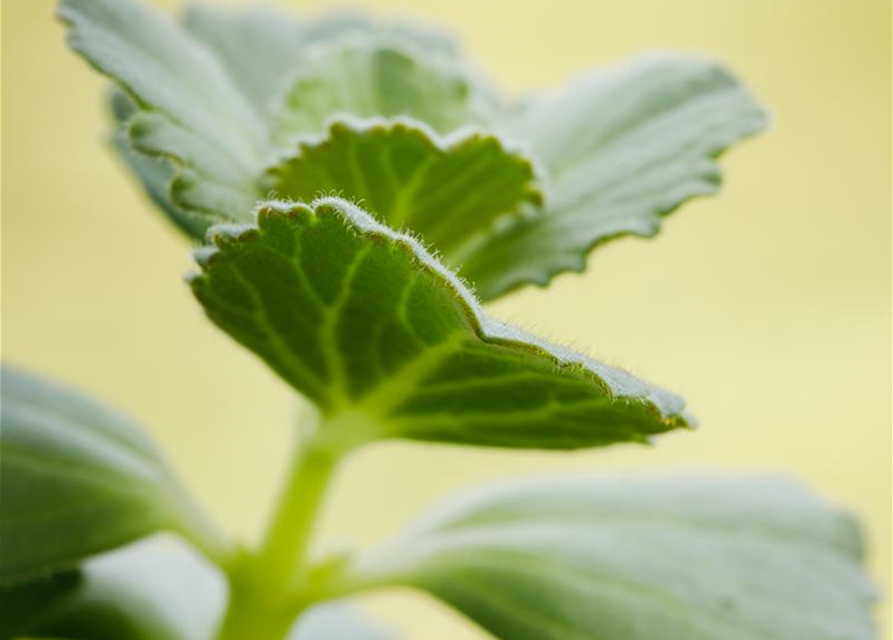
left=1, top=537, right=394, bottom=640
left=189, top=199, right=690, bottom=452
left=0, top=366, right=226, bottom=584
left=180, top=3, right=308, bottom=117
left=59, top=0, right=264, bottom=221
left=271, top=40, right=495, bottom=146
left=461, top=55, right=768, bottom=300
left=265, top=118, right=542, bottom=259
left=182, top=4, right=459, bottom=115
left=334, top=475, right=877, bottom=640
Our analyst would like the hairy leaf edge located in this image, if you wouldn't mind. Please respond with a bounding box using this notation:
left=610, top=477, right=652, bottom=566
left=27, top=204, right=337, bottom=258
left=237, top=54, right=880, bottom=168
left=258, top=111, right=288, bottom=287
left=263, top=115, right=547, bottom=245
left=188, top=197, right=693, bottom=434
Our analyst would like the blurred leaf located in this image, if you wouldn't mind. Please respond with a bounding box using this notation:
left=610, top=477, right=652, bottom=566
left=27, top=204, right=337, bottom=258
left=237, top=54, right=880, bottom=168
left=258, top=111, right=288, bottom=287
left=0, top=537, right=393, bottom=640
left=290, top=600, right=395, bottom=640
left=108, top=92, right=209, bottom=238
left=462, top=54, right=768, bottom=300
left=266, top=118, right=542, bottom=259
left=189, top=199, right=689, bottom=451
left=0, top=571, right=82, bottom=640
left=0, top=537, right=225, bottom=640
left=341, top=475, right=877, bottom=640
left=59, top=0, right=264, bottom=221
left=271, top=40, right=494, bottom=146
left=0, top=366, right=226, bottom=585
left=182, top=3, right=458, bottom=114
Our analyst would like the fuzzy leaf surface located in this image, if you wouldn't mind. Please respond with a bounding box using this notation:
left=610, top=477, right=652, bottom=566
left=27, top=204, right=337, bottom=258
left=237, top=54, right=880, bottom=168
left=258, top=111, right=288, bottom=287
left=462, top=54, right=768, bottom=300
left=341, top=475, right=877, bottom=640
left=0, top=538, right=392, bottom=640
left=272, top=40, right=494, bottom=146
left=189, top=199, right=689, bottom=451
left=0, top=367, right=219, bottom=585
left=266, top=118, right=542, bottom=260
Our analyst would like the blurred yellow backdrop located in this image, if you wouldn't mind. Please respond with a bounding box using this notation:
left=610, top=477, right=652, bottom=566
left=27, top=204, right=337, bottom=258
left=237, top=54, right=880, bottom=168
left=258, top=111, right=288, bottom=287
left=2, top=0, right=890, bottom=637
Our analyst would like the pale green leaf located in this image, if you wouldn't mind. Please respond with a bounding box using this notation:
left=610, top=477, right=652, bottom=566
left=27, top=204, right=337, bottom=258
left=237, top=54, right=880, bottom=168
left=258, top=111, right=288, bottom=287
left=109, top=91, right=210, bottom=238
left=182, top=3, right=459, bottom=115
left=0, top=367, right=226, bottom=585
left=59, top=0, right=264, bottom=220
left=181, top=3, right=307, bottom=117
left=0, top=537, right=393, bottom=640
left=272, top=40, right=495, bottom=146
left=337, top=475, right=877, bottom=640
left=110, top=134, right=211, bottom=238
left=265, top=118, right=542, bottom=260
left=189, top=199, right=690, bottom=451
left=462, top=54, right=768, bottom=300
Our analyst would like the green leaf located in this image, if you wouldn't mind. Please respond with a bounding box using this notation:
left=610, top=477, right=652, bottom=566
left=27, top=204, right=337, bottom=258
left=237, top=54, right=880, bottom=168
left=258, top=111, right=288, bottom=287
left=462, top=54, right=768, bottom=300
left=265, top=118, right=542, bottom=260
left=0, top=570, right=81, bottom=640
left=271, top=40, right=495, bottom=146
left=189, top=199, right=690, bottom=452
left=336, top=475, right=877, bottom=640
left=1, top=537, right=393, bottom=640
left=65, top=0, right=765, bottom=307
left=59, top=0, right=264, bottom=221
left=0, top=537, right=225, bottom=640
left=182, top=4, right=459, bottom=116
left=0, top=366, right=226, bottom=584
left=109, top=91, right=210, bottom=238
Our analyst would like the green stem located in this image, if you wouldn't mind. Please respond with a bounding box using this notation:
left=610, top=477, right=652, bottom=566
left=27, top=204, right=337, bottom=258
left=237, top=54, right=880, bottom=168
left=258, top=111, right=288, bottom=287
left=256, top=434, right=339, bottom=592
left=216, top=413, right=342, bottom=640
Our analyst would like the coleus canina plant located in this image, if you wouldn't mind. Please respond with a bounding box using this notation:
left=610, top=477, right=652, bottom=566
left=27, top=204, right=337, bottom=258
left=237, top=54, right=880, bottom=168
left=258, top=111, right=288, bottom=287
left=0, top=0, right=879, bottom=638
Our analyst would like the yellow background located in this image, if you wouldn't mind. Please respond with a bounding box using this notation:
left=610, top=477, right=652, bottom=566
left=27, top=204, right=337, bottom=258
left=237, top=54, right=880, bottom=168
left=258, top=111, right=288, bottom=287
left=2, top=0, right=890, bottom=637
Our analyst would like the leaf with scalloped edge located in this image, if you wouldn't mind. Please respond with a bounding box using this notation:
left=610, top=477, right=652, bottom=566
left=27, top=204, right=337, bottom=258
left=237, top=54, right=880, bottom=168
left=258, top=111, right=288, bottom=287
left=272, top=39, right=495, bottom=147
left=265, top=118, right=542, bottom=260
left=327, top=475, right=877, bottom=640
left=461, top=54, right=768, bottom=301
left=0, top=537, right=394, bottom=640
left=189, top=198, right=690, bottom=451
left=59, top=0, right=264, bottom=221
left=108, top=91, right=210, bottom=237
left=0, top=366, right=226, bottom=586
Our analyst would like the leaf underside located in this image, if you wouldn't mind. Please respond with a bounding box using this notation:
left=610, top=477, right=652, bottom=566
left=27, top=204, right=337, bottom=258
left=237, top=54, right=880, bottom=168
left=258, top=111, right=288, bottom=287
left=190, top=199, right=690, bottom=450
left=350, top=475, right=877, bottom=640
left=0, top=367, right=200, bottom=586
left=265, top=118, right=542, bottom=263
